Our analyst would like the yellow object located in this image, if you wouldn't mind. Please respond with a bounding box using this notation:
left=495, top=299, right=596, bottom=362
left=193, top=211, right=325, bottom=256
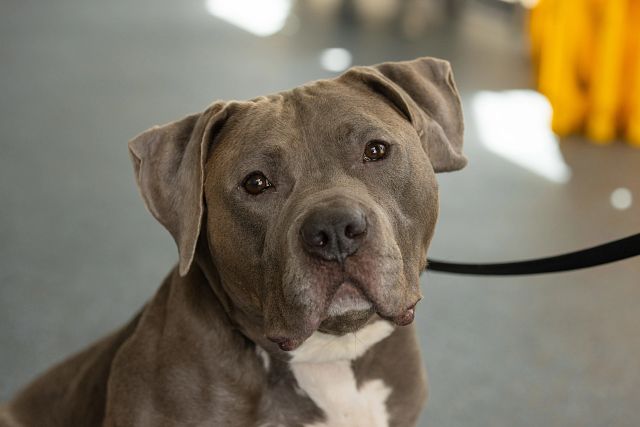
left=529, top=0, right=640, bottom=146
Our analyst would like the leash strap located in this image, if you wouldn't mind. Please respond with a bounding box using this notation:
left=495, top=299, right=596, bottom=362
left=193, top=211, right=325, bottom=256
left=426, top=232, right=640, bottom=275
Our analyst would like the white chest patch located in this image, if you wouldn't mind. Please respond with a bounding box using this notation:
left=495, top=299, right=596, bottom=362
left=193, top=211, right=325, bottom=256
left=290, top=321, right=395, bottom=427
left=290, top=320, right=395, bottom=364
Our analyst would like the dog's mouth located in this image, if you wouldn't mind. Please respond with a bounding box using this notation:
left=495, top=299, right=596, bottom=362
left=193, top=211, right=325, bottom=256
left=265, top=240, right=422, bottom=352
left=317, top=281, right=376, bottom=335
left=318, top=278, right=418, bottom=331
left=266, top=276, right=420, bottom=352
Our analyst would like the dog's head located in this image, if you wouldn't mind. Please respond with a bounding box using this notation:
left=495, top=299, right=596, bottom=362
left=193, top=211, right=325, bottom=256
left=129, top=57, right=466, bottom=352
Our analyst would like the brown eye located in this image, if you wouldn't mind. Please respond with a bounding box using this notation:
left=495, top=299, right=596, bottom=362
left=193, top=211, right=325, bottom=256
left=243, top=172, right=272, bottom=195
left=363, top=140, right=387, bottom=162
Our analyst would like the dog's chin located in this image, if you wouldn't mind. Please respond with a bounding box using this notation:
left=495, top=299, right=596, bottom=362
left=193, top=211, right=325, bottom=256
left=317, top=308, right=376, bottom=334
left=266, top=271, right=418, bottom=351
left=317, top=282, right=376, bottom=335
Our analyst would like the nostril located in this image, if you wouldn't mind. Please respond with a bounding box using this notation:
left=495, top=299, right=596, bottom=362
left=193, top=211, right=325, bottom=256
left=311, top=231, right=328, bottom=247
left=344, top=223, right=364, bottom=239
left=344, top=213, right=366, bottom=239
left=301, top=222, right=330, bottom=249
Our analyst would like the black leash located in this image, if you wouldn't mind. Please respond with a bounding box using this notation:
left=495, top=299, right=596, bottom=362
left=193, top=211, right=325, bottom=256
left=426, top=232, right=640, bottom=276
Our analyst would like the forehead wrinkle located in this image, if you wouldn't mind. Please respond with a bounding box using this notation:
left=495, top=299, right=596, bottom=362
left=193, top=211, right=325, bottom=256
left=249, top=143, right=288, bottom=166
left=287, top=87, right=326, bottom=143
left=293, top=83, right=401, bottom=144
left=206, top=111, right=295, bottom=187
left=230, top=96, right=298, bottom=148
left=333, top=115, right=397, bottom=145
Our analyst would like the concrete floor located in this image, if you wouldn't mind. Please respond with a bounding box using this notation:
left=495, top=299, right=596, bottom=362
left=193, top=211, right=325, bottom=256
left=1, top=0, right=639, bottom=426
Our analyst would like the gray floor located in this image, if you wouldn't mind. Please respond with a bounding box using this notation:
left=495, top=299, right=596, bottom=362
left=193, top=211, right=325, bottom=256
left=1, top=1, right=639, bottom=426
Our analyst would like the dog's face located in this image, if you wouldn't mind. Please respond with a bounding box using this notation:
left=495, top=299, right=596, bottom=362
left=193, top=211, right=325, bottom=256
left=129, top=57, right=466, bottom=352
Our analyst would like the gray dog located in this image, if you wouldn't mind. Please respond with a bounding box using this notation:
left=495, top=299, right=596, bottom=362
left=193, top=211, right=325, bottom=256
left=0, top=56, right=466, bottom=427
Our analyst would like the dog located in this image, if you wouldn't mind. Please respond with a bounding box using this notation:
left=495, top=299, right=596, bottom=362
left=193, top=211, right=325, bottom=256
left=0, top=56, right=466, bottom=427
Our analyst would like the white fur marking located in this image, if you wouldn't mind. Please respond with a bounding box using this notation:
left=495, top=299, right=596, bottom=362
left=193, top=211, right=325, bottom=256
left=290, top=321, right=394, bottom=427
left=291, top=320, right=394, bottom=363
left=256, top=345, right=271, bottom=371
left=327, top=298, right=372, bottom=317
left=293, top=360, right=392, bottom=427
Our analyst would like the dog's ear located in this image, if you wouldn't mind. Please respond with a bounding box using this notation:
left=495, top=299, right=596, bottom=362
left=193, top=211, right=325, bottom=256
left=347, top=57, right=466, bottom=172
left=128, top=102, right=228, bottom=276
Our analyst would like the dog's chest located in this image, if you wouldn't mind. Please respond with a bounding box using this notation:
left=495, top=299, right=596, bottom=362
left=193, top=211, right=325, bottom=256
left=288, top=321, right=395, bottom=427
left=291, top=360, right=391, bottom=427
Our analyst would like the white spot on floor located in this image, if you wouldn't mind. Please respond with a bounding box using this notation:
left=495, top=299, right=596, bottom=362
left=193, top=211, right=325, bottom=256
left=320, top=48, right=352, bottom=72
left=204, top=0, right=292, bottom=37
left=610, top=187, right=633, bottom=210
left=472, top=90, right=572, bottom=183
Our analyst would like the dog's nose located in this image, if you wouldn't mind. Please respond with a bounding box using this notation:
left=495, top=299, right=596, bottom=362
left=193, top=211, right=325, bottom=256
left=300, top=206, right=367, bottom=262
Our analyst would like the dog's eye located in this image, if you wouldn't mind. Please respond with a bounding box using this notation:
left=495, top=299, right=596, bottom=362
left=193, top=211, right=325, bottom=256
left=363, top=140, right=387, bottom=162
left=243, top=172, right=272, bottom=195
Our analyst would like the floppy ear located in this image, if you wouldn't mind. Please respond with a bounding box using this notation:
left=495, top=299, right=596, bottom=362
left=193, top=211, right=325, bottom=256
left=128, top=102, right=228, bottom=276
left=347, top=57, right=467, bottom=172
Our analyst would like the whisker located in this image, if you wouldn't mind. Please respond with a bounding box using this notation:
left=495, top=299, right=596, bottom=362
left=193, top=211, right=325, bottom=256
left=353, top=332, right=366, bottom=349
left=353, top=332, right=357, bottom=356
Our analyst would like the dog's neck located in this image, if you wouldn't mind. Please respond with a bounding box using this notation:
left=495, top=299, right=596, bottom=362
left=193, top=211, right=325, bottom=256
left=193, top=234, right=235, bottom=317
left=192, top=234, right=290, bottom=357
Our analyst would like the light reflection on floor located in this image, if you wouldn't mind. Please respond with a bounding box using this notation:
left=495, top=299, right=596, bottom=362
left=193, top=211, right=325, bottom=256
left=204, top=0, right=293, bottom=36
left=472, top=90, right=572, bottom=183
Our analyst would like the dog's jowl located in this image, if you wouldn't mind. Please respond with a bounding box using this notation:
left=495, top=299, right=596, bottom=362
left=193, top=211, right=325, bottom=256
left=0, top=57, right=466, bottom=427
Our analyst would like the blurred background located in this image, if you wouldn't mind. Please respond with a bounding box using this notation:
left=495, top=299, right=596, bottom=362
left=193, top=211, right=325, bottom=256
left=1, top=0, right=639, bottom=425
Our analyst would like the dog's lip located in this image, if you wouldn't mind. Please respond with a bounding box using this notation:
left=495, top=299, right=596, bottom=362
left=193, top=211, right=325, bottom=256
left=378, top=294, right=422, bottom=324
left=266, top=280, right=422, bottom=352
left=378, top=305, right=416, bottom=326
left=266, top=335, right=304, bottom=352
left=319, top=282, right=375, bottom=334
left=345, top=277, right=422, bottom=327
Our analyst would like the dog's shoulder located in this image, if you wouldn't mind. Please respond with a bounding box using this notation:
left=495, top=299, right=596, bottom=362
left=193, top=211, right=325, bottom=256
left=2, top=266, right=258, bottom=427
left=103, top=266, right=265, bottom=425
